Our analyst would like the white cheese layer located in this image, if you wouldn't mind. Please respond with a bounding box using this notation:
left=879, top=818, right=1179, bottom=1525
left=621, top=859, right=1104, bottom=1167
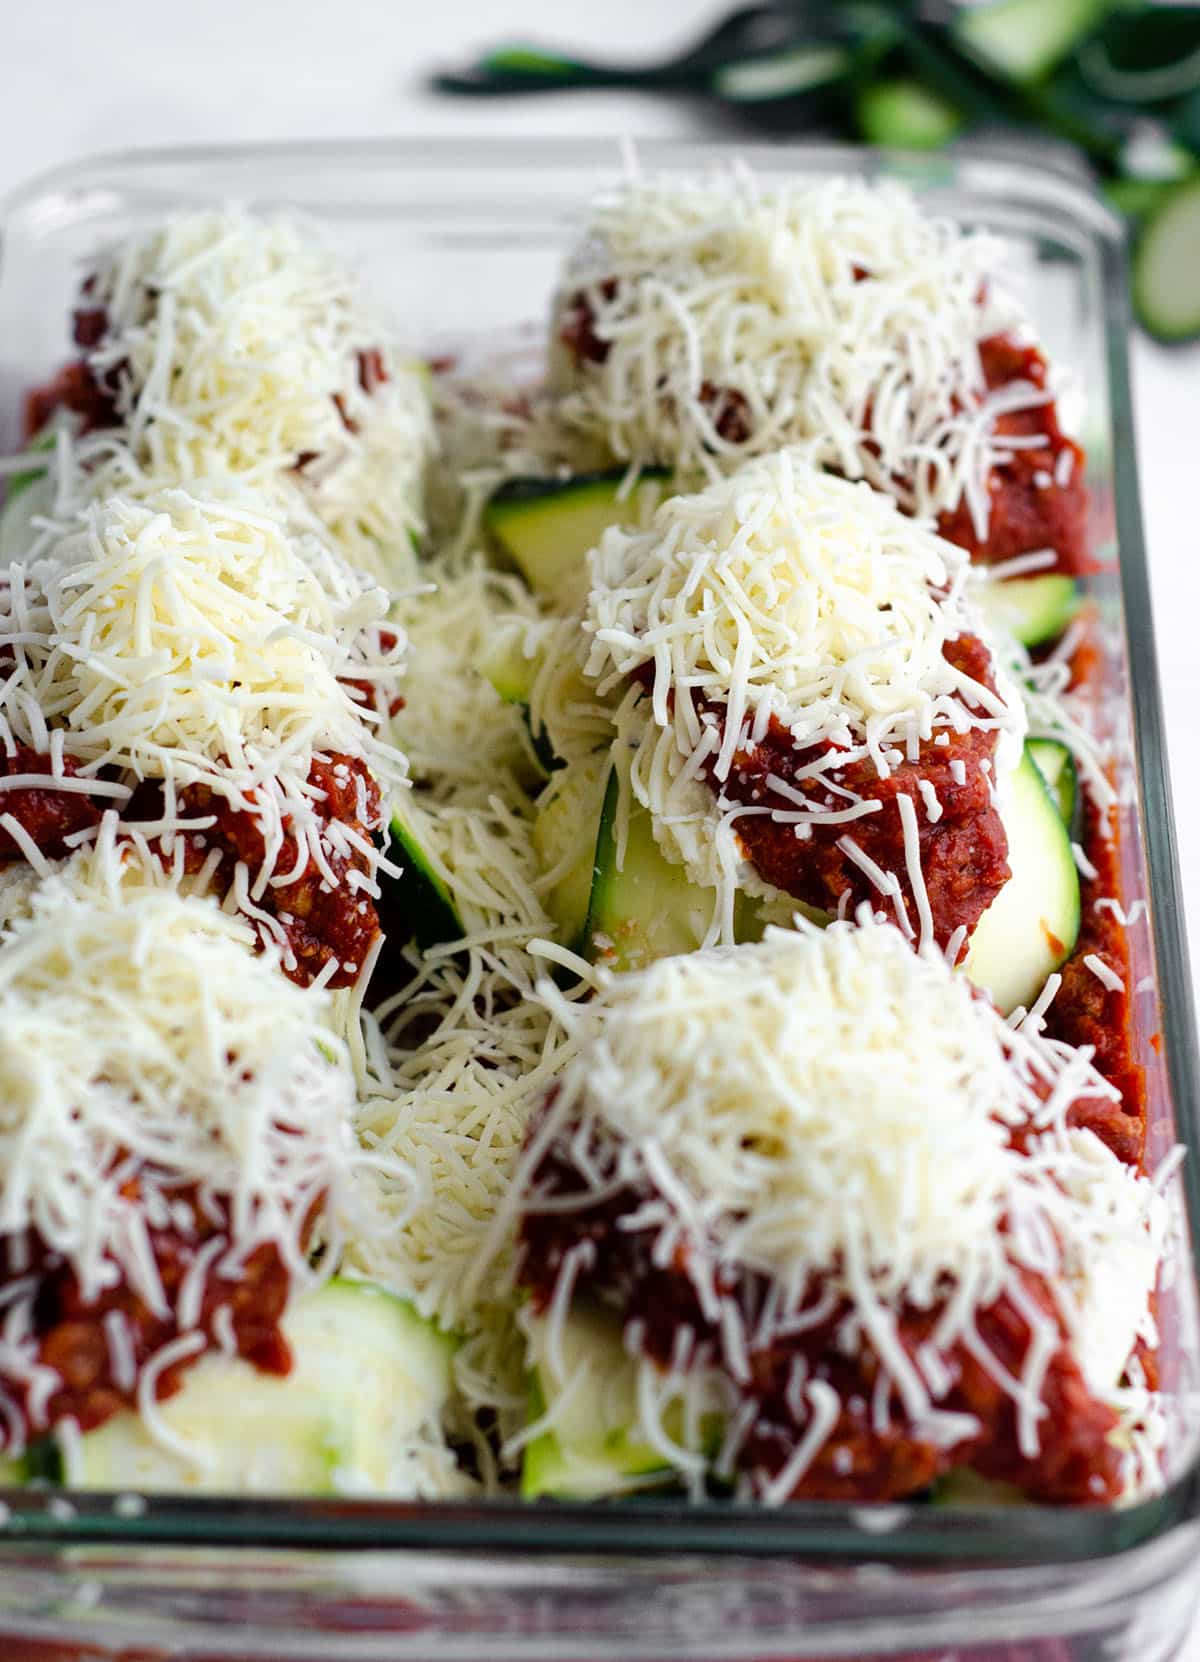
left=551, top=171, right=1046, bottom=536
left=581, top=451, right=1025, bottom=934
left=77, top=207, right=434, bottom=580
left=516, top=919, right=1166, bottom=1463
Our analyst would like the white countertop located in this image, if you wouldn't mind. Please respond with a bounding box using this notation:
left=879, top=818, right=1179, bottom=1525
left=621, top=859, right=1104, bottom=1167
left=5, top=2, right=1200, bottom=1651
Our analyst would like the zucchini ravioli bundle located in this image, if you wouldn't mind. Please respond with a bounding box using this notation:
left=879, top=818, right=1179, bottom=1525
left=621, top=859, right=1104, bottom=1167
left=0, top=839, right=459, bottom=1496
left=11, top=207, right=435, bottom=584
left=487, top=171, right=1085, bottom=652
left=0, top=475, right=407, bottom=990
left=516, top=453, right=1081, bottom=1019
left=510, top=920, right=1166, bottom=1506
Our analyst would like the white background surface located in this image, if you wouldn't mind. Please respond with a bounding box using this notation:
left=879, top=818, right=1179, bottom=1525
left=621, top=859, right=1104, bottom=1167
left=4, top=2, right=1200, bottom=1653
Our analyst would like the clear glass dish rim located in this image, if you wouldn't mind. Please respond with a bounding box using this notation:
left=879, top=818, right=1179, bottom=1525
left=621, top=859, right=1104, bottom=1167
left=0, top=134, right=1197, bottom=1571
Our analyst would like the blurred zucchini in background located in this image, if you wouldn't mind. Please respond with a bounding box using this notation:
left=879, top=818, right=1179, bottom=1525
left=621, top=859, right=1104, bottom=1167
left=433, top=0, right=1200, bottom=339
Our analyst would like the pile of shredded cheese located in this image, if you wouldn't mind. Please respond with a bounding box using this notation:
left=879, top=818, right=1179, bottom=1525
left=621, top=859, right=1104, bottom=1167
left=551, top=171, right=1049, bottom=535
left=579, top=452, right=1025, bottom=933
left=0, top=838, right=414, bottom=1446
left=511, top=919, right=1166, bottom=1493
left=72, top=207, right=433, bottom=580
left=0, top=481, right=408, bottom=943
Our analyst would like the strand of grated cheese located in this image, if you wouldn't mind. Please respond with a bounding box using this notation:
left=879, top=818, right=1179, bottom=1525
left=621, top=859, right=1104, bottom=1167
left=503, top=917, right=1169, bottom=1491
left=73, top=207, right=435, bottom=582
left=580, top=450, right=1026, bottom=920
left=550, top=171, right=1050, bottom=531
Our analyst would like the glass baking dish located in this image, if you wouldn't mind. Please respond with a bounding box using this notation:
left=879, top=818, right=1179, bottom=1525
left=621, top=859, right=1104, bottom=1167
left=0, top=136, right=1198, bottom=1662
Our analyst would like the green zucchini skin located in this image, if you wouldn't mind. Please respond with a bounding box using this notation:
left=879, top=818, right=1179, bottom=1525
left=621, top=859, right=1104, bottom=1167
left=476, top=627, right=559, bottom=776
left=581, top=772, right=718, bottom=973
left=383, top=799, right=464, bottom=950
left=954, top=0, right=1108, bottom=85
left=856, top=78, right=965, bottom=150
left=1133, top=175, right=1200, bottom=343
left=963, top=749, right=1081, bottom=1014
left=1027, top=736, right=1079, bottom=830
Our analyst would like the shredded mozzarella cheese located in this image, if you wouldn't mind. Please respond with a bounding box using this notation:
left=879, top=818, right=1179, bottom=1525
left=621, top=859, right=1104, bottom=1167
left=580, top=451, right=1025, bottom=911
left=551, top=172, right=1047, bottom=534
left=0, top=845, right=412, bottom=1325
left=508, top=918, right=1166, bottom=1480
left=0, top=480, right=407, bottom=920
left=75, top=208, right=434, bottom=580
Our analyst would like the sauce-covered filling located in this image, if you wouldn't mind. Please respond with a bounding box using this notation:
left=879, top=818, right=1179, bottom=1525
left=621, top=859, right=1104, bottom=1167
left=709, top=634, right=1010, bottom=954
left=5, top=1185, right=292, bottom=1444
left=518, top=1125, right=1123, bottom=1505
left=936, top=335, right=1088, bottom=576
left=0, top=746, right=103, bottom=860
left=0, top=750, right=383, bottom=990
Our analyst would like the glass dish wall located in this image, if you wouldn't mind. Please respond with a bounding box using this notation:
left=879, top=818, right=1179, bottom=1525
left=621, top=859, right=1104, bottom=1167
left=0, top=138, right=1197, bottom=1662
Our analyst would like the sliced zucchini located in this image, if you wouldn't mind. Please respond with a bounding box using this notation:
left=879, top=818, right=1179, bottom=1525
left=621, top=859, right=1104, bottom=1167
left=385, top=794, right=463, bottom=949
left=977, top=573, right=1080, bottom=650
left=964, top=748, right=1081, bottom=1014
left=523, top=1302, right=722, bottom=1501
left=484, top=469, right=672, bottom=608
left=954, top=0, right=1107, bottom=84
left=930, top=1468, right=1025, bottom=1507
left=477, top=621, right=541, bottom=708
left=49, top=1279, right=456, bottom=1495
left=1133, top=175, right=1200, bottom=343
left=533, top=752, right=610, bottom=947
left=582, top=772, right=719, bottom=973
left=475, top=621, right=559, bottom=775
left=1027, top=736, right=1078, bottom=828
left=713, top=43, right=852, bottom=106
left=856, top=79, right=965, bottom=150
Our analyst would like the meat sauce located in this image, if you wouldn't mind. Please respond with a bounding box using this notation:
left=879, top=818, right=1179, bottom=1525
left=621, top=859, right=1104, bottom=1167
left=560, top=285, right=1085, bottom=571
left=4, top=1183, right=292, bottom=1449
left=518, top=1140, right=1122, bottom=1504
left=711, top=633, right=1010, bottom=955
left=1046, top=792, right=1145, bottom=1166
left=0, top=749, right=383, bottom=991
left=24, top=287, right=122, bottom=438
left=0, top=746, right=103, bottom=859
left=935, top=335, right=1088, bottom=576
